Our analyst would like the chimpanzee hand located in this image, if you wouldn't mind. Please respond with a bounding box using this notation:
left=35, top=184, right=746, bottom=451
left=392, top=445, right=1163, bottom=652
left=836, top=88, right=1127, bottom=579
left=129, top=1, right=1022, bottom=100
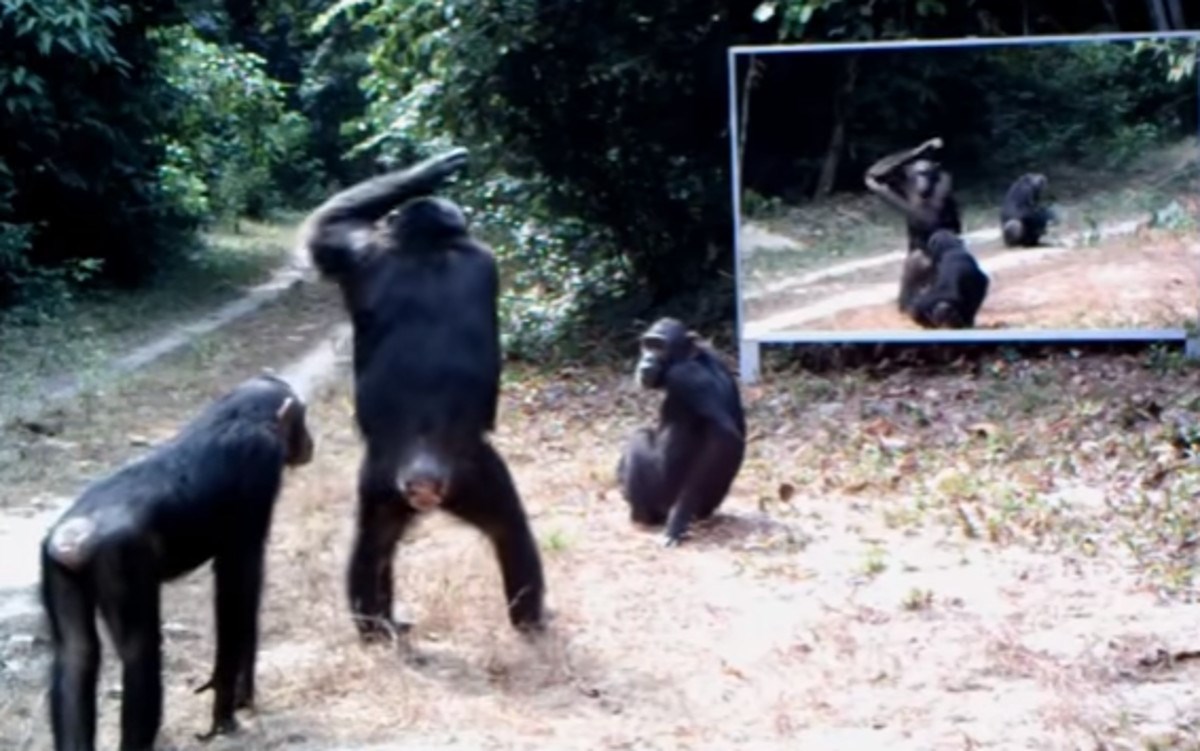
left=412, top=147, right=469, bottom=191
left=923, top=137, right=944, bottom=151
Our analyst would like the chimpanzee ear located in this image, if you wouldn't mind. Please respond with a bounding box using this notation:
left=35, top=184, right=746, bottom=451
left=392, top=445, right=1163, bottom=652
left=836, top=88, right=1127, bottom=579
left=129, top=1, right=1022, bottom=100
left=275, top=397, right=296, bottom=424
left=685, top=331, right=702, bottom=358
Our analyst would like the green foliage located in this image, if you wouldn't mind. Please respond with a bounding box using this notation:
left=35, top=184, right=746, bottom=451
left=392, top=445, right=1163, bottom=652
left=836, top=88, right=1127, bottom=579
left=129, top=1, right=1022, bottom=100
left=0, top=0, right=189, bottom=303
left=461, top=173, right=629, bottom=359
left=322, top=0, right=738, bottom=345
left=756, top=0, right=967, bottom=42
left=154, top=24, right=315, bottom=223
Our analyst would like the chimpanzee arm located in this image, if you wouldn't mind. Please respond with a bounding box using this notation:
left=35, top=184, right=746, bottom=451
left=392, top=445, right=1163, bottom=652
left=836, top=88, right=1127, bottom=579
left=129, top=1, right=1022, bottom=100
left=300, top=148, right=469, bottom=278
left=196, top=545, right=266, bottom=740
left=864, top=137, right=943, bottom=182
left=864, top=138, right=944, bottom=218
left=459, top=241, right=502, bottom=432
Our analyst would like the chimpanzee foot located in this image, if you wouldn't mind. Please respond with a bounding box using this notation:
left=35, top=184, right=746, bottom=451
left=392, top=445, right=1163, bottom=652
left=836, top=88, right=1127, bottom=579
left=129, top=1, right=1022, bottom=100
left=195, top=717, right=239, bottom=743
left=355, top=614, right=413, bottom=644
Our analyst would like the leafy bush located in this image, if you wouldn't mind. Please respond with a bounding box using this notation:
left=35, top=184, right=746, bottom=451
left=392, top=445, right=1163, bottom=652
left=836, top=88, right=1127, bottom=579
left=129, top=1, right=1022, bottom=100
left=154, top=24, right=318, bottom=224
left=314, top=0, right=740, bottom=354
left=0, top=0, right=194, bottom=288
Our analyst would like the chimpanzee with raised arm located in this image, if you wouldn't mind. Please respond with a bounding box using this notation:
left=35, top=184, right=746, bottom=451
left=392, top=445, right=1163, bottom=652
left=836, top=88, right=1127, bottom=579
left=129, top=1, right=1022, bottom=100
left=864, top=137, right=964, bottom=313
left=298, top=149, right=546, bottom=640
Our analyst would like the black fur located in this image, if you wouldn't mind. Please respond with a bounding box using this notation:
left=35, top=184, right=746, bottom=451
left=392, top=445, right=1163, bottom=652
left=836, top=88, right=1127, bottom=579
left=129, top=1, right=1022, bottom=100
left=1000, top=173, right=1053, bottom=247
left=865, top=138, right=963, bottom=254
left=299, top=149, right=545, bottom=640
left=41, top=375, right=313, bottom=751
left=909, top=230, right=990, bottom=329
left=617, top=318, right=746, bottom=547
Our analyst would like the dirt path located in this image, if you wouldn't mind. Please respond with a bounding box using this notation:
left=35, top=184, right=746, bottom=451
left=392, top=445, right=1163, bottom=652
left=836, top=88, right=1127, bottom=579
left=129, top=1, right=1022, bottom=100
left=742, top=216, right=1200, bottom=338
left=0, top=238, right=314, bottom=436
left=4, top=254, right=1200, bottom=749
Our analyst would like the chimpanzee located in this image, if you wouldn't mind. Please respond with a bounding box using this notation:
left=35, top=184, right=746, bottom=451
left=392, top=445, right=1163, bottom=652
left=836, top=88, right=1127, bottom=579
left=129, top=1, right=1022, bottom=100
left=908, top=229, right=990, bottom=329
left=865, top=138, right=964, bottom=312
left=616, top=318, right=746, bottom=548
left=40, top=374, right=314, bottom=751
left=297, top=148, right=546, bottom=640
left=1000, top=172, right=1054, bottom=247
left=865, top=137, right=962, bottom=253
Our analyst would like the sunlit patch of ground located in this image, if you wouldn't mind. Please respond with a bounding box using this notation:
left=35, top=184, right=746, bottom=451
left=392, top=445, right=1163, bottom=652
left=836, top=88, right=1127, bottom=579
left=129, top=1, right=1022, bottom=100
left=797, top=230, right=1200, bottom=332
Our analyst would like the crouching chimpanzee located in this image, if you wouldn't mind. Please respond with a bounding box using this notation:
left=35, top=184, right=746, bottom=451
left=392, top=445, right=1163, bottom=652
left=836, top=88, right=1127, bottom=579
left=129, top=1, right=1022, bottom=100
left=617, top=318, right=746, bottom=548
left=864, top=138, right=965, bottom=313
left=1001, top=172, right=1054, bottom=247
left=40, top=374, right=313, bottom=751
left=298, top=148, right=546, bottom=640
left=909, top=229, right=990, bottom=329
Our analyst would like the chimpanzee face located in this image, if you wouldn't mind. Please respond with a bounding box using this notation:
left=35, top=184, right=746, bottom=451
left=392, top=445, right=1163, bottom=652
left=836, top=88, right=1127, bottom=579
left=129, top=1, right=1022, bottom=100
left=906, top=159, right=946, bottom=199
left=634, top=318, right=696, bottom=390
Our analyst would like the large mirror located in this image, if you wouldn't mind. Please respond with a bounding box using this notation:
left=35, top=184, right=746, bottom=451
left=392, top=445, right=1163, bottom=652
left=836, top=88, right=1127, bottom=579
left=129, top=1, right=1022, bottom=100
left=729, top=32, right=1200, bottom=372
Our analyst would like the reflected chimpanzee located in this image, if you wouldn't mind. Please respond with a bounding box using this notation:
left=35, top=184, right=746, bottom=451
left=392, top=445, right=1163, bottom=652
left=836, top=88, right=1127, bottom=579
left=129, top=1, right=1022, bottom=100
left=1001, top=172, right=1054, bottom=247
left=40, top=374, right=313, bottom=751
left=617, top=318, right=746, bottom=548
left=298, top=148, right=546, bottom=640
left=909, top=229, right=990, bottom=329
left=864, top=138, right=964, bottom=312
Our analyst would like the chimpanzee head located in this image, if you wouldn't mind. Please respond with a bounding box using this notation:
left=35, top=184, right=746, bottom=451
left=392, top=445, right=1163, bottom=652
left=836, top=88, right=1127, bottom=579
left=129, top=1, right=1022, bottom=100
left=905, top=159, right=950, bottom=200
left=387, top=196, right=469, bottom=247
left=925, top=229, right=965, bottom=262
left=635, top=317, right=701, bottom=390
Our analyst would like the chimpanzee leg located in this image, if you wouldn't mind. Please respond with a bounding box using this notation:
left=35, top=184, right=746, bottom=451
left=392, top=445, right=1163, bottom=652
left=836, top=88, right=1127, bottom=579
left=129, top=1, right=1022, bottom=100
left=94, top=544, right=162, bottom=751
left=42, top=551, right=101, bottom=751
left=348, top=456, right=417, bottom=640
left=443, top=442, right=546, bottom=631
left=196, top=546, right=266, bottom=739
left=619, top=428, right=669, bottom=526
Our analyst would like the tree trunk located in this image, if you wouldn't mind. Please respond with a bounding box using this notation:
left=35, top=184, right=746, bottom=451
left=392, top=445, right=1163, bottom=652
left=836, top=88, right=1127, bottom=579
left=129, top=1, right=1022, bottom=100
left=1164, top=0, right=1185, bottom=29
left=1146, top=0, right=1170, bottom=30
left=1098, top=0, right=1118, bottom=28
left=814, top=55, right=859, bottom=199
left=737, top=55, right=762, bottom=189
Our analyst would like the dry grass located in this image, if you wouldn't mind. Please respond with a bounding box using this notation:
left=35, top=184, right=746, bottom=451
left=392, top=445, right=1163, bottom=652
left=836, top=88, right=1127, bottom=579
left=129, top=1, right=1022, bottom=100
left=5, top=304, right=1200, bottom=749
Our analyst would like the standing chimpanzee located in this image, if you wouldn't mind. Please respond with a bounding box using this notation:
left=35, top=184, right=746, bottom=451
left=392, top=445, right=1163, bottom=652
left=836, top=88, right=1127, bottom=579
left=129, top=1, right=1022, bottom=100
left=864, top=138, right=964, bottom=313
left=1000, top=172, right=1054, bottom=247
left=297, top=148, right=546, bottom=640
left=908, top=229, right=990, bottom=329
left=616, top=318, right=746, bottom=548
left=40, top=374, right=314, bottom=751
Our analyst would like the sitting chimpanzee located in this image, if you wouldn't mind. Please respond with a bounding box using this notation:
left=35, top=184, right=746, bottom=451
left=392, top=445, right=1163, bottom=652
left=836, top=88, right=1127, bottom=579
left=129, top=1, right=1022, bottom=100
left=1000, top=172, right=1054, bottom=247
left=908, top=229, right=990, bottom=329
left=864, top=137, right=964, bottom=313
left=298, top=148, right=546, bottom=640
left=40, top=374, right=314, bottom=751
left=617, top=318, right=746, bottom=548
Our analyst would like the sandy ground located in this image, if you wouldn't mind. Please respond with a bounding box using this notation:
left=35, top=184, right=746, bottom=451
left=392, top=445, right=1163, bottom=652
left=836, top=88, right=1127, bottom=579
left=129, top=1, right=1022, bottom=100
left=799, top=232, right=1200, bottom=332
left=741, top=199, right=1200, bottom=335
left=3, top=263, right=1200, bottom=750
